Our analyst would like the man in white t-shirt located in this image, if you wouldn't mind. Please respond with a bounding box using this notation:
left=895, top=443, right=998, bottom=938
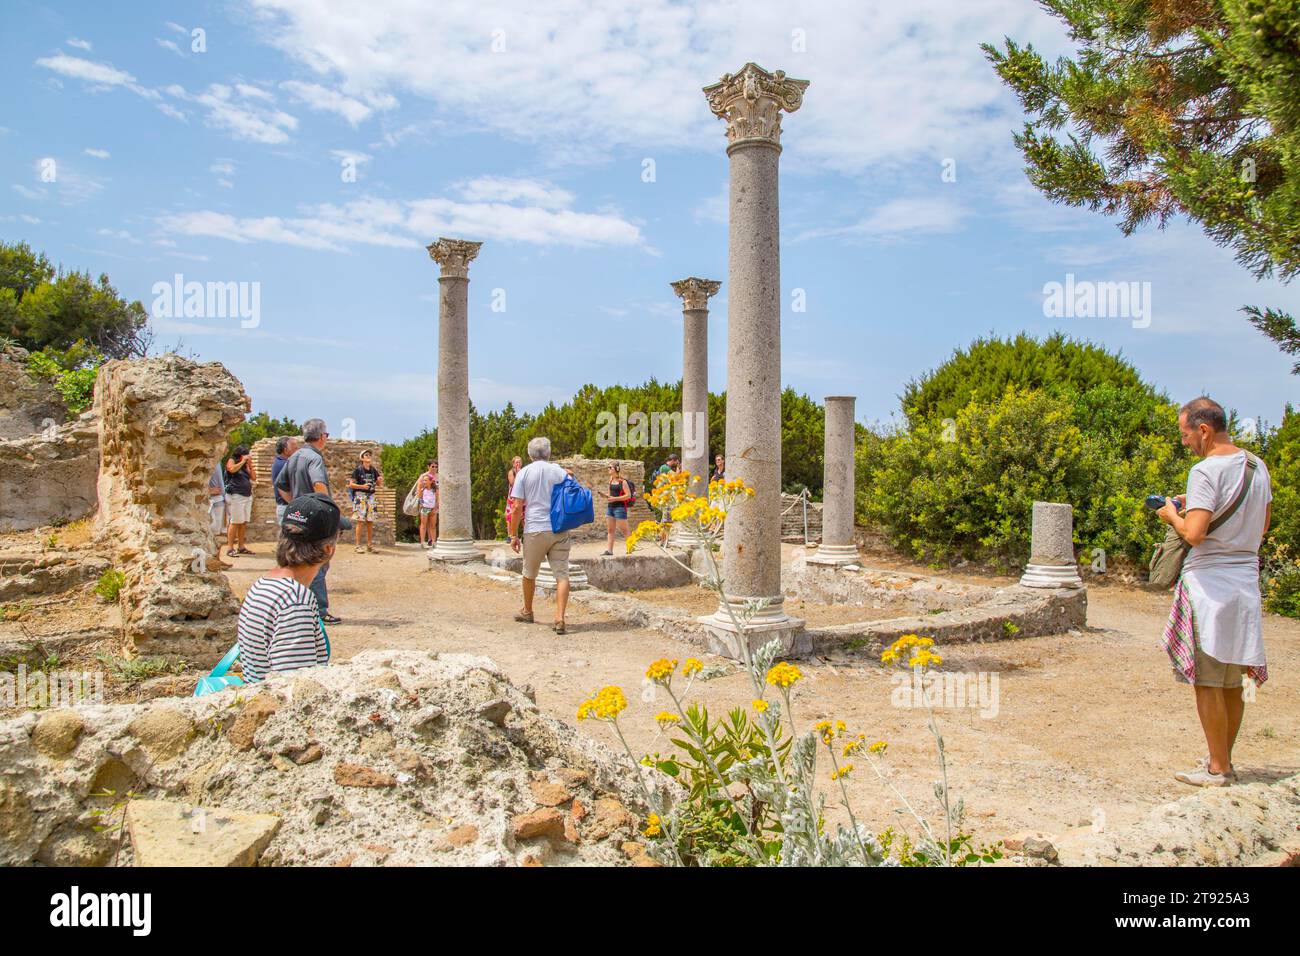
left=1157, top=396, right=1273, bottom=787
left=507, top=435, right=572, bottom=634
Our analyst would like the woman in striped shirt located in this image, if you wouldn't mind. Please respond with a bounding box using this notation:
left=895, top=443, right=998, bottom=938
left=237, top=493, right=340, bottom=682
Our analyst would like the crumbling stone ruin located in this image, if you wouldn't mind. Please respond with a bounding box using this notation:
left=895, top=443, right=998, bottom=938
left=0, top=650, right=654, bottom=867
left=0, top=346, right=99, bottom=532
left=94, top=355, right=250, bottom=664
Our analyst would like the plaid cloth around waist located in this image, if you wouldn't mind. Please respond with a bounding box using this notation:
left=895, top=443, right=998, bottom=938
left=1163, top=577, right=1268, bottom=685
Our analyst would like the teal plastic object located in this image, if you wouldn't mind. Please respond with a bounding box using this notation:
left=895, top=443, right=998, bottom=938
left=193, top=619, right=330, bottom=697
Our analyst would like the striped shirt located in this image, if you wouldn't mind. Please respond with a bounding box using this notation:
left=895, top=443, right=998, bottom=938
left=237, top=576, right=328, bottom=682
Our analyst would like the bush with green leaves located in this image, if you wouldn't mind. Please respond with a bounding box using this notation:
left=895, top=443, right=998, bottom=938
left=861, top=335, right=1192, bottom=568
left=94, top=569, right=125, bottom=603
left=23, top=341, right=104, bottom=414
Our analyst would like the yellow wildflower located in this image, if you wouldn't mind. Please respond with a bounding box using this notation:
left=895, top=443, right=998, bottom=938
left=868, top=740, right=888, bottom=755
left=681, top=658, right=703, bottom=676
left=752, top=699, right=769, bottom=712
left=766, top=661, right=802, bottom=688
left=830, top=763, right=854, bottom=781
left=644, top=813, right=662, bottom=837
left=645, top=658, right=677, bottom=682
left=654, top=711, right=680, bottom=725
left=576, top=686, right=627, bottom=721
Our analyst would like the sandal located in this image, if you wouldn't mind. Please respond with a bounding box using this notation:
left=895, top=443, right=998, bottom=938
left=513, top=611, right=534, bottom=623
left=238, top=548, right=257, bottom=555
left=320, top=613, right=342, bottom=625
left=552, top=621, right=566, bottom=635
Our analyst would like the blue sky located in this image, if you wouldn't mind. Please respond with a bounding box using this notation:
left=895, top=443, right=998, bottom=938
left=3, top=0, right=1296, bottom=443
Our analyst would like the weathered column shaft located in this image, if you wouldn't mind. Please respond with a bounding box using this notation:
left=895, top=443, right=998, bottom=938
left=811, top=396, right=859, bottom=565
left=427, top=238, right=483, bottom=563
left=698, top=62, right=809, bottom=656
left=722, top=143, right=784, bottom=604
left=670, top=277, right=720, bottom=495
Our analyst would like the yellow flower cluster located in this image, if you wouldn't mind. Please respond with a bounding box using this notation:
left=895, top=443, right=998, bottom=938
left=643, top=813, right=662, bottom=837
left=868, top=740, right=888, bottom=755
left=708, top=477, right=755, bottom=498
left=669, top=496, right=727, bottom=527
left=645, top=658, right=678, bottom=682
left=576, top=686, right=627, bottom=722
left=830, top=763, right=854, bottom=781
left=654, top=711, right=680, bottom=725
left=765, top=662, right=802, bottom=688
left=880, top=633, right=942, bottom=670
left=682, top=658, right=702, bottom=676
left=625, top=520, right=663, bottom=553
left=814, top=719, right=847, bottom=745
left=752, top=699, right=769, bottom=712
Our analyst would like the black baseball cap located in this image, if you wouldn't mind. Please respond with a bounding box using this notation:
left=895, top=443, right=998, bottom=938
left=281, top=493, right=341, bottom=542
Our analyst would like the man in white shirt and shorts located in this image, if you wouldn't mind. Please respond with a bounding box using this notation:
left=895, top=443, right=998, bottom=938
left=507, top=436, right=572, bottom=635
left=1157, top=396, right=1273, bottom=787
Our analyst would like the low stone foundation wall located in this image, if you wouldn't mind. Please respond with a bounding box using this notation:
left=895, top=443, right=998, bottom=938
left=786, top=560, right=994, bottom=612
left=0, top=413, right=99, bottom=532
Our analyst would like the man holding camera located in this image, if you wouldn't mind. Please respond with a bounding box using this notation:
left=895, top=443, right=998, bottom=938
left=348, top=449, right=383, bottom=554
left=224, top=443, right=257, bottom=558
left=1157, top=397, right=1272, bottom=787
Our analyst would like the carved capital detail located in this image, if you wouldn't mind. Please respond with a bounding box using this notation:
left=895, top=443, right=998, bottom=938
left=703, top=62, right=808, bottom=150
left=427, top=238, right=482, bottom=278
left=670, top=277, right=722, bottom=311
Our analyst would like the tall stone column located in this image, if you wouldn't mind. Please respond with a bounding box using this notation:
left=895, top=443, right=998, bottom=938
left=809, top=396, right=860, bottom=566
left=427, top=237, right=483, bottom=563
left=668, top=277, right=720, bottom=549
left=699, top=63, right=809, bottom=659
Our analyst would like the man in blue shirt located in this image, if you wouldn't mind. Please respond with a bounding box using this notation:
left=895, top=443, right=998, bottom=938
left=271, top=435, right=299, bottom=526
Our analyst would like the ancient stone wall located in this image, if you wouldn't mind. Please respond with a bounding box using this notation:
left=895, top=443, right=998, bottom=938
left=94, top=356, right=249, bottom=664
left=243, top=438, right=396, bottom=545
left=0, top=346, right=67, bottom=440
left=0, top=412, right=99, bottom=532
left=557, top=455, right=655, bottom=542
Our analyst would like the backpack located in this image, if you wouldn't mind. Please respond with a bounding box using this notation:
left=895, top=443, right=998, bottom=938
left=550, top=474, right=595, bottom=533
left=624, top=479, right=636, bottom=508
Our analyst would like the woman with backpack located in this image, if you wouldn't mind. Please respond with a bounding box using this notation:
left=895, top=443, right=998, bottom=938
left=416, top=459, right=439, bottom=549
left=601, top=462, right=633, bottom=556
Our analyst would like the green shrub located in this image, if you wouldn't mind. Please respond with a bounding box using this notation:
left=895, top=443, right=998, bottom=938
left=1262, top=546, right=1300, bottom=619
left=24, top=341, right=104, bottom=414
left=94, top=569, right=125, bottom=602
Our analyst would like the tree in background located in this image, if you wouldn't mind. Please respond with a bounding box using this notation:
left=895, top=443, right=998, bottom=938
left=0, top=240, right=150, bottom=359
left=984, top=0, right=1300, bottom=369
left=862, top=334, right=1193, bottom=568
left=227, top=411, right=300, bottom=457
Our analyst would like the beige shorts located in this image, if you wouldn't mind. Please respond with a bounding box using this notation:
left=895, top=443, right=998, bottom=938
left=227, top=494, right=253, bottom=524
left=1173, top=641, right=1248, bottom=690
left=521, top=530, right=571, bottom=581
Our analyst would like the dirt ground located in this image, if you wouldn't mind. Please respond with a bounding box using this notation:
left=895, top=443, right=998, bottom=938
left=217, top=541, right=1300, bottom=848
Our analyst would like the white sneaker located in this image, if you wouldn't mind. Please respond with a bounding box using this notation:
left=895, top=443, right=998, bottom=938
left=1197, top=755, right=1238, bottom=780
left=1174, top=766, right=1230, bottom=787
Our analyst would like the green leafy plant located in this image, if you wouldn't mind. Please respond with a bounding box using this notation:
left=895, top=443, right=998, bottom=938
left=94, top=569, right=125, bottom=602
left=96, top=653, right=186, bottom=683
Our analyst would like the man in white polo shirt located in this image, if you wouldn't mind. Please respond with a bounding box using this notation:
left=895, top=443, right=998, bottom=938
left=507, top=435, right=572, bottom=634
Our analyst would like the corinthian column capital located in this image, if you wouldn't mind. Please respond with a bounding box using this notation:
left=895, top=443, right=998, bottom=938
left=670, top=277, right=722, bottom=311
left=426, top=238, right=483, bottom=279
left=703, top=62, right=809, bottom=151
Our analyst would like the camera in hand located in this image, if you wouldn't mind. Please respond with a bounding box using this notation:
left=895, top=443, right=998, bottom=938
left=1145, top=494, right=1183, bottom=511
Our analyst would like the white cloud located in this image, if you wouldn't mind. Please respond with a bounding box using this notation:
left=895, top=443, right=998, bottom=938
left=242, top=0, right=1068, bottom=170
left=156, top=37, right=184, bottom=56
left=36, top=53, right=136, bottom=88
left=281, top=80, right=385, bottom=125
left=796, top=197, right=967, bottom=242
left=66, top=38, right=92, bottom=51
left=156, top=180, right=644, bottom=251
left=178, top=84, right=298, bottom=143
left=84, top=147, right=110, bottom=159
left=454, top=176, right=573, bottom=209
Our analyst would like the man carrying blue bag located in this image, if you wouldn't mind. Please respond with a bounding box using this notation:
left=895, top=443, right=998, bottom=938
left=506, top=436, right=593, bottom=635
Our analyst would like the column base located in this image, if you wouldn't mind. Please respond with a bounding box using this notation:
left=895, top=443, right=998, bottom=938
left=428, top=538, right=483, bottom=564
left=666, top=524, right=707, bottom=550
left=536, top=560, right=589, bottom=592
left=806, top=543, right=860, bottom=567
left=1019, top=563, right=1083, bottom=589
left=698, top=596, right=808, bottom=661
